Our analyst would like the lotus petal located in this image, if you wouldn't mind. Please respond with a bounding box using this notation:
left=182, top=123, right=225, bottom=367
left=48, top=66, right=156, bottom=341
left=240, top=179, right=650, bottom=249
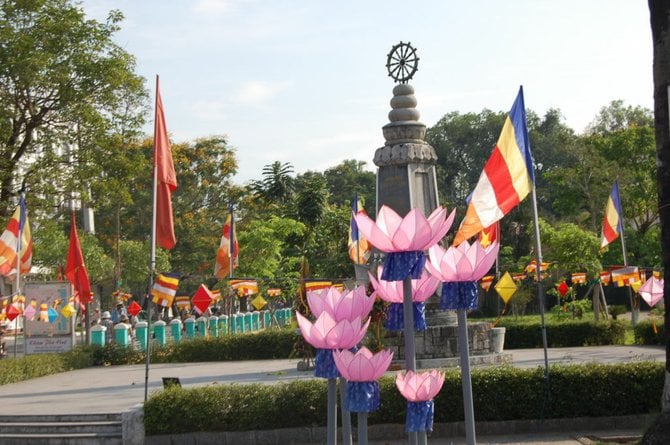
left=354, top=205, right=456, bottom=253
left=427, top=241, right=499, bottom=283
left=369, top=268, right=439, bottom=303
left=395, top=369, right=445, bottom=402
left=333, top=347, right=393, bottom=382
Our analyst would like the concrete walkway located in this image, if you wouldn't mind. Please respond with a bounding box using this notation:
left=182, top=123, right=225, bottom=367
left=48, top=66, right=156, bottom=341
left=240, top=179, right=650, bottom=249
left=0, top=345, right=664, bottom=443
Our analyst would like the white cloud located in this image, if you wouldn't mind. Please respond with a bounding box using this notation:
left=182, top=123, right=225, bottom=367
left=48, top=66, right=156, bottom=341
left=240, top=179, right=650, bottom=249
left=232, top=81, right=291, bottom=106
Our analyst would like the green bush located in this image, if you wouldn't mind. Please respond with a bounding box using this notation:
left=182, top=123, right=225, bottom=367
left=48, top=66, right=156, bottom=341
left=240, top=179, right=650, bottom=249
left=634, top=319, right=666, bottom=345
left=496, top=319, right=626, bottom=348
left=144, top=362, right=664, bottom=435
left=0, top=329, right=297, bottom=387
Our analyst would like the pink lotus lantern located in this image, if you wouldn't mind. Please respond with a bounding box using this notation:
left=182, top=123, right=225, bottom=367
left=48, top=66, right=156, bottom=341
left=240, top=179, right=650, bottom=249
left=333, top=347, right=393, bottom=413
left=369, top=268, right=439, bottom=331
left=426, top=240, right=499, bottom=310
left=307, top=286, right=376, bottom=322
left=354, top=205, right=456, bottom=281
left=639, top=276, right=664, bottom=307
left=296, top=311, right=370, bottom=378
left=395, top=369, right=445, bottom=432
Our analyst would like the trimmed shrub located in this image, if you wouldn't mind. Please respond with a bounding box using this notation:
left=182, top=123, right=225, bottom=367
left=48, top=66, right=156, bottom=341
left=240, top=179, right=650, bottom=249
left=497, top=319, right=626, bottom=348
left=144, top=362, right=664, bottom=435
left=634, top=319, right=666, bottom=345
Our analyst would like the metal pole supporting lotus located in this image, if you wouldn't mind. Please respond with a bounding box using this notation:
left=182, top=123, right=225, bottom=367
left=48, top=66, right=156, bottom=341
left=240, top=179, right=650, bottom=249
left=457, top=308, right=476, bottom=445
left=403, top=276, right=419, bottom=445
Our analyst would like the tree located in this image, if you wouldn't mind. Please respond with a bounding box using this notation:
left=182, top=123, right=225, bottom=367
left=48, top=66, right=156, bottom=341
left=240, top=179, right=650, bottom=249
left=587, top=100, right=654, bottom=134
left=250, top=161, right=295, bottom=205
left=0, top=0, right=146, bottom=216
left=322, top=159, right=375, bottom=209
left=644, top=1, right=670, bottom=439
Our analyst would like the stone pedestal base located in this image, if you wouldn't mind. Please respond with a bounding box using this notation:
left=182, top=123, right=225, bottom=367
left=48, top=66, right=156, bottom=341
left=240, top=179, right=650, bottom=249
left=386, top=321, right=495, bottom=361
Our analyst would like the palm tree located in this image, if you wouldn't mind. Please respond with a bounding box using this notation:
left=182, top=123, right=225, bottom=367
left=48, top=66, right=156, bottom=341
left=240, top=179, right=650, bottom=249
left=251, top=161, right=295, bottom=204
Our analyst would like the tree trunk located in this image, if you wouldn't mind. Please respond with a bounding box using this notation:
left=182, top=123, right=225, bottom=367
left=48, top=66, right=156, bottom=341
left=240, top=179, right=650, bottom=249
left=649, top=0, right=670, bottom=412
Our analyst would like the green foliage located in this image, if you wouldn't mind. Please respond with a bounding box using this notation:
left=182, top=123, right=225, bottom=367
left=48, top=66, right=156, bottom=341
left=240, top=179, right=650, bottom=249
left=150, top=329, right=297, bottom=363
left=145, top=362, right=664, bottom=435
left=634, top=319, right=666, bottom=345
left=497, top=318, right=627, bottom=348
left=322, top=160, right=375, bottom=209
left=0, top=0, right=147, bottom=213
left=0, top=344, right=98, bottom=385
left=536, top=218, right=602, bottom=275
left=235, top=215, right=305, bottom=280
left=608, top=305, right=628, bottom=320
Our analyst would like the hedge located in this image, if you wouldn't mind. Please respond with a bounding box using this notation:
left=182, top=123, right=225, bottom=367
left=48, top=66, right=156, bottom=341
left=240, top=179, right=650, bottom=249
left=634, top=320, right=666, bottom=345
left=496, top=319, right=627, bottom=348
left=144, top=362, right=664, bottom=435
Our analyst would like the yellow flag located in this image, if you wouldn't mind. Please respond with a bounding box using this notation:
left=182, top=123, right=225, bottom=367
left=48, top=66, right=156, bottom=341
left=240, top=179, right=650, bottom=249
left=495, top=272, right=518, bottom=304
left=61, top=303, right=77, bottom=319
left=252, top=295, right=267, bottom=311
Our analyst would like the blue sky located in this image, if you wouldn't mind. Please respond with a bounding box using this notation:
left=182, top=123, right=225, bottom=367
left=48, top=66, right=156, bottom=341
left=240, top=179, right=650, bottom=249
left=81, top=0, right=653, bottom=184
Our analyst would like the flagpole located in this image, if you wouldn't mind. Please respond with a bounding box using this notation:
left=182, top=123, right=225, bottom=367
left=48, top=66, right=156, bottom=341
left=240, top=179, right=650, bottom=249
left=530, top=185, right=550, bottom=415
left=615, top=181, right=636, bottom=325
left=144, top=75, right=160, bottom=403
left=13, top=191, right=24, bottom=358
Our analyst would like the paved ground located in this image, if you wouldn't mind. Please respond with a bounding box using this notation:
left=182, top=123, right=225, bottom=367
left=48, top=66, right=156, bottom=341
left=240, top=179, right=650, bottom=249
left=0, top=344, right=663, bottom=444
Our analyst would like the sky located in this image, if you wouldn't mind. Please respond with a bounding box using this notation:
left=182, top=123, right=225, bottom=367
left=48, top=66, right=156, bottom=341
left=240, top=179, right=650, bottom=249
left=80, top=0, right=653, bottom=185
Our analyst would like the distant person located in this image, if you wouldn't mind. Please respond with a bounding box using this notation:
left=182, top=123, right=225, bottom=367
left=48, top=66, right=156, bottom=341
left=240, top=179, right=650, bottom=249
left=118, top=315, right=133, bottom=340
left=111, top=301, right=127, bottom=324
left=100, top=311, right=114, bottom=344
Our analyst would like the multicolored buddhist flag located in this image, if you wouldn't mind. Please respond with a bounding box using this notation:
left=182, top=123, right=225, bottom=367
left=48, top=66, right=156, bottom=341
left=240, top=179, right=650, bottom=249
left=0, top=195, right=32, bottom=277
left=524, top=260, right=549, bottom=280
left=267, top=288, right=282, bottom=297
left=453, top=87, right=535, bottom=245
left=214, top=206, right=239, bottom=279
left=599, top=270, right=611, bottom=285
left=600, top=182, right=623, bottom=250
left=480, top=275, right=495, bottom=291
left=610, top=266, right=640, bottom=287
left=571, top=272, right=587, bottom=285
left=512, top=273, right=527, bottom=281
left=304, top=280, right=333, bottom=293
left=348, top=193, right=372, bottom=265
left=229, top=279, right=258, bottom=296
left=151, top=273, right=180, bottom=307
left=175, top=296, right=191, bottom=311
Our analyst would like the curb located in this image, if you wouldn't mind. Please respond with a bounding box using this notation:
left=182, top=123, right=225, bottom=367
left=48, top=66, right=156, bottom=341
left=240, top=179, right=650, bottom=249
left=144, top=414, right=655, bottom=444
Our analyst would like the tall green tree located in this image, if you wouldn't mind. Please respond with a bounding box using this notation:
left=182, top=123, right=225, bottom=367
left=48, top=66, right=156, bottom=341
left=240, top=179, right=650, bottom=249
left=250, top=161, right=295, bottom=206
left=0, top=0, right=146, bottom=216
left=322, top=159, right=375, bottom=209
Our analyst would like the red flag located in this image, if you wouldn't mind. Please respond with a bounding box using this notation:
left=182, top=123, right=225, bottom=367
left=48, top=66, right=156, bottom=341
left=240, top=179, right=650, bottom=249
left=65, top=212, right=92, bottom=304
left=154, top=76, right=177, bottom=250
left=478, top=222, right=499, bottom=248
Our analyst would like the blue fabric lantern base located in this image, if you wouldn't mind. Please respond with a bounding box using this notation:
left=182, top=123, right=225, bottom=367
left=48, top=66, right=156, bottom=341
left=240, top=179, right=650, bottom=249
left=440, top=281, right=478, bottom=310
left=384, top=302, right=427, bottom=331
left=381, top=251, right=426, bottom=281
left=413, top=302, right=426, bottom=331
left=385, top=303, right=403, bottom=331
left=314, top=349, right=339, bottom=379
left=345, top=381, right=380, bottom=413
left=406, top=400, right=435, bottom=433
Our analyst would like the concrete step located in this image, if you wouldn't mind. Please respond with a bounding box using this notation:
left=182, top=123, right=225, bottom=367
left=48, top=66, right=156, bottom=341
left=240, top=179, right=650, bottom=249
left=0, top=413, right=123, bottom=444
left=0, top=433, right=122, bottom=445
left=0, top=420, right=121, bottom=434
